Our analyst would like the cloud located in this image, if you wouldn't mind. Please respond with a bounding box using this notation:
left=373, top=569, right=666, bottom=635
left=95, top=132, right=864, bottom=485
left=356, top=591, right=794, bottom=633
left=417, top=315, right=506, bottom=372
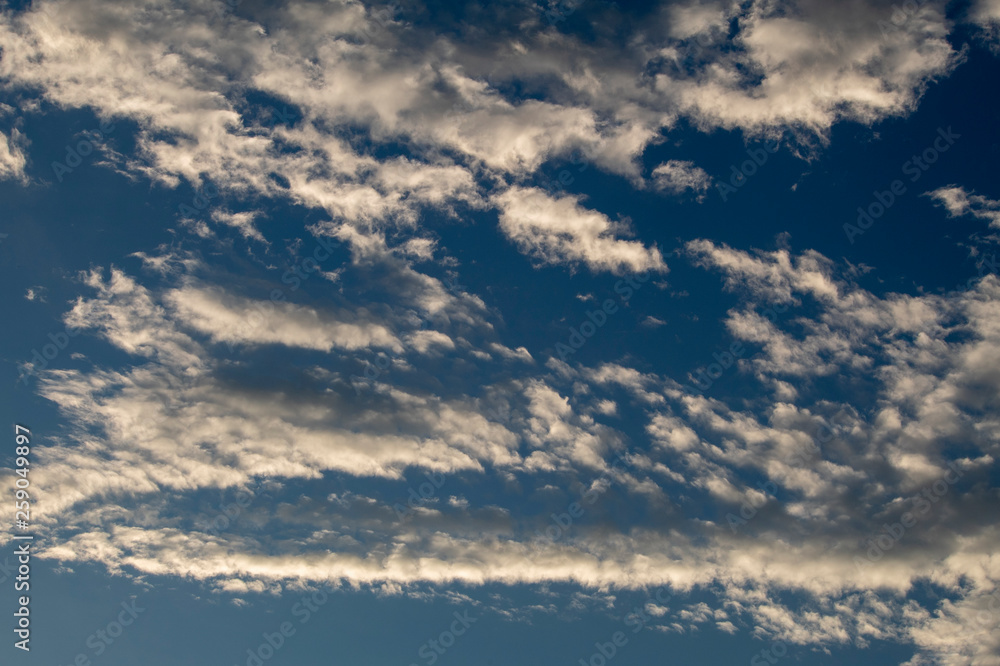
left=165, top=284, right=402, bottom=353
left=927, top=186, right=1000, bottom=229
left=64, top=268, right=207, bottom=370
left=0, top=127, right=28, bottom=183
left=0, top=0, right=963, bottom=251
left=969, top=0, right=1000, bottom=50
left=210, top=210, right=268, bottom=243
left=2, top=1, right=997, bottom=663
left=489, top=343, right=535, bottom=363
left=14, top=241, right=1000, bottom=665
left=650, top=160, right=712, bottom=199
left=494, top=187, right=667, bottom=274
left=686, top=239, right=841, bottom=305
left=655, top=0, right=957, bottom=137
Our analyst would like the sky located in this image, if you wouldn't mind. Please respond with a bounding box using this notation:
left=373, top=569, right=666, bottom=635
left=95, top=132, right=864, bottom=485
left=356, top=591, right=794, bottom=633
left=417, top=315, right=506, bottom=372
left=1, top=0, right=1000, bottom=664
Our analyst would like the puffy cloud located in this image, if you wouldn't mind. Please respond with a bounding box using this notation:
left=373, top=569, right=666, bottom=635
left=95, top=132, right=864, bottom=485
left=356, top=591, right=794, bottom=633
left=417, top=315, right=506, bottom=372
left=165, top=284, right=402, bottom=352
left=655, top=0, right=957, bottom=136
left=210, top=210, right=268, bottom=243
left=13, top=241, right=1000, bottom=666
left=686, top=239, right=841, bottom=304
left=0, top=0, right=964, bottom=248
left=494, top=187, right=667, bottom=274
left=0, top=127, right=27, bottom=183
left=489, top=343, right=535, bottom=363
left=2, top=1, right=997, bottom=663
left=650, top=159, right=711, bottom=199
left=969, top=0, right=1000, bottom=50
left=927, top=186, right=1000, bottom=229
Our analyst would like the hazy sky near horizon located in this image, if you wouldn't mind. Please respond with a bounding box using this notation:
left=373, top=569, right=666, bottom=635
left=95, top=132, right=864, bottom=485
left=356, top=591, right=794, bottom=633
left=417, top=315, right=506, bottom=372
left=2, top=0, right=1000, bottom=664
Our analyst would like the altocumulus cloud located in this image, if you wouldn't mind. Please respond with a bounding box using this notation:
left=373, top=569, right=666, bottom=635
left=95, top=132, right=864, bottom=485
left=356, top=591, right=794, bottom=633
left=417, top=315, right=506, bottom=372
left=2, top=1, right=1000, bottom=665
left=22, top=242, right=1000, bottom=666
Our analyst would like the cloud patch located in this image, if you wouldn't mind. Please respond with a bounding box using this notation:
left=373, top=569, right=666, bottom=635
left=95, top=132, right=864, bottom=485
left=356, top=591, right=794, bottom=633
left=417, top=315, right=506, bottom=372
left=494, top=187, right=667, bottom=274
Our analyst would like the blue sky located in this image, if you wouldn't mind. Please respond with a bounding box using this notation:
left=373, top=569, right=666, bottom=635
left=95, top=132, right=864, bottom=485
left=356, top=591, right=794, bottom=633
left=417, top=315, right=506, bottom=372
left=2, top=0, right=1000, bottom=664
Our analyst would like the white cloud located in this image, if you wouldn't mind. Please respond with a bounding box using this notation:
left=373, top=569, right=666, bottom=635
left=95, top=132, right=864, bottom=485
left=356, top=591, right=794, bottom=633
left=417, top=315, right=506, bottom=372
left=0, top=0, right=962, bottom=257
left=489, top=343, right=534, bottom=363
left=210, top=210, right=268, bottom=243
left=494, top=187, right=667, bottom=274
left=165, top=284, right=402, bottom=353
left=1, top=2, right=997, bottom=662
left=15, top=243, right=1000, bottom=666
left=655, top=0, right=956, bottom=136
left=969, top=0, right=1000, bottom=50
left=927, top=186, right=1000, bottom=229
left=686, top=239, right=841, bottom=305
left=0, top=127, right=27, bottom=183
left=650, top=160, right=712, bottom=199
